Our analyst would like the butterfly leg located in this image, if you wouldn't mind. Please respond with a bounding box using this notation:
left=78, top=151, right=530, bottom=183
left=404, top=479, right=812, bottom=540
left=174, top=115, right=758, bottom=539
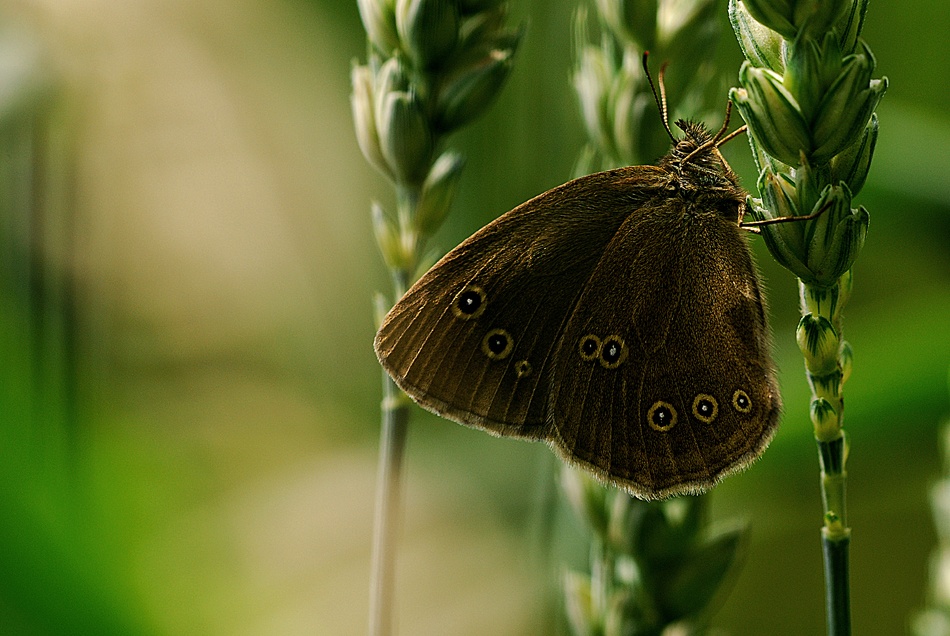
left=739, top=197, right=834, bottom=233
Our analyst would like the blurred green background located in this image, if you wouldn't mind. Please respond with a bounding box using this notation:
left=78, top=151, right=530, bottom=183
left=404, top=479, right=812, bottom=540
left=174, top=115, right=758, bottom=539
left=0, top=0, right=947, bottom=634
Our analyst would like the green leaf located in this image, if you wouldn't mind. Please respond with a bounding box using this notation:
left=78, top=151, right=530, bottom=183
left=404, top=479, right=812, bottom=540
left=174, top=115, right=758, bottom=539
left=659, top=525, right=747, bottom=620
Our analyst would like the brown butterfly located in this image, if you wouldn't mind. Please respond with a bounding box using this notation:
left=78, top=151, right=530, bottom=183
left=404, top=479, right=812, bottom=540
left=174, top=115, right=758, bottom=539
left=375, top=68, right=783, bottom=500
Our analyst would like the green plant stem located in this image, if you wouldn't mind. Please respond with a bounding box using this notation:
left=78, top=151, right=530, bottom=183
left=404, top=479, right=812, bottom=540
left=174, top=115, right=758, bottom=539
left=589, top=537, right=611, bottom=631
left=818, top=434, right=850, bottom=635
left=369, top=364, right=410, bottom=636
left=817, top=436, right=847, bottom=525
left=370, top=257, right=411, bottom=636
left=804, top=278, right=851, bottom=635
left=822, top=529, right=851, bottom=636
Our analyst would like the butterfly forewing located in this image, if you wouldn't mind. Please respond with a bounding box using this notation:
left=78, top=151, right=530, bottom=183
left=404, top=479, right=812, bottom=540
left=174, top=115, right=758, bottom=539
left=375, top=167, right=664, bottom=439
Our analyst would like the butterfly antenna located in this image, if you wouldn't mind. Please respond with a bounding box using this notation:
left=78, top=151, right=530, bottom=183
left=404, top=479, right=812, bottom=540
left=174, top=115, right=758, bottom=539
left=711, top=100, right=733, bottom=144
left=642, top=51, right=675, bottom=143
left=716, top=123, right=748, bottom=148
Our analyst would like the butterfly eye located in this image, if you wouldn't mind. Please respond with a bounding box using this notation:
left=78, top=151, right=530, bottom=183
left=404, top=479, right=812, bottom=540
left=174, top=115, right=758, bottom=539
left=452, top=285, right=487, bottom=320
left=692, top=394, right=719, bottom=423
left=578, top=335, right=601, bottom=361
left=482, top=328, right=513, bottom=360
left=732, top=389, right=752, bottom=413
left=647, top=401, right=678, bottom=431
left=599, top=335, right=628, bottom=369
left=712, top=200, right=743, bottom=223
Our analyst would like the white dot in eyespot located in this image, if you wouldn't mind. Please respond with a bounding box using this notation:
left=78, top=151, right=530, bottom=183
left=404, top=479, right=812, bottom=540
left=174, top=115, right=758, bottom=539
left=578, top=335, right=601, bottom=361
left=732, top=389, right=752, bottom=413
left=482, top=328, right=513, bottom=360
left=599, top=335, right=627, bottom=369
left=647, top=401, right=677, bottom=432
left=692, top=394, right=719, bottom=423
left=452, top=285, right=487, bottom=320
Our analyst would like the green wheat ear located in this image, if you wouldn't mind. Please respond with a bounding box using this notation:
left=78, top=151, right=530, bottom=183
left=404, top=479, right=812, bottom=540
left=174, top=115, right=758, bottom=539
left=572, top=0, right=724, bottom=172
left=729, top=0, right=887, bottom=634
left=351, top=2, right=521, bottom=634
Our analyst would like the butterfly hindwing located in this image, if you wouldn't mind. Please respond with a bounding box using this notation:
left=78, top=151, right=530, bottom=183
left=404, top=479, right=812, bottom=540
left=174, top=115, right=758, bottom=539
left=548, top=199, right=780, bottom=499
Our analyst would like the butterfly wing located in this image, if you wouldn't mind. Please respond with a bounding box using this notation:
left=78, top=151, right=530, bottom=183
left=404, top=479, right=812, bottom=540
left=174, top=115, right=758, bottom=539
left=547, top=198, right=780, bottom=499
left=375, top=166, right=667, bottom=440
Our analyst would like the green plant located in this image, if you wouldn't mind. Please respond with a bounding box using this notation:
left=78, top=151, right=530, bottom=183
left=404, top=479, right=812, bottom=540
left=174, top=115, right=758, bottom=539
left=729, top=1, right=886, bottom=633
left=351, top=1, right=520, bottom=633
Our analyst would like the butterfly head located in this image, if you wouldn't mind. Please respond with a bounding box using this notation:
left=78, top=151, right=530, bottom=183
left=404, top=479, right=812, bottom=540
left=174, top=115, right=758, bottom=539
left=639, top=53, right=745, bottom=193
left=662, top=119, right=740, bottom=189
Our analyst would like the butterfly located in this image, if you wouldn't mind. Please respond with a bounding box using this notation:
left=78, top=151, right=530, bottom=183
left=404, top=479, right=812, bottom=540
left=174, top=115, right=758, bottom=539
left=375, top=67, right=782, bottom=500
